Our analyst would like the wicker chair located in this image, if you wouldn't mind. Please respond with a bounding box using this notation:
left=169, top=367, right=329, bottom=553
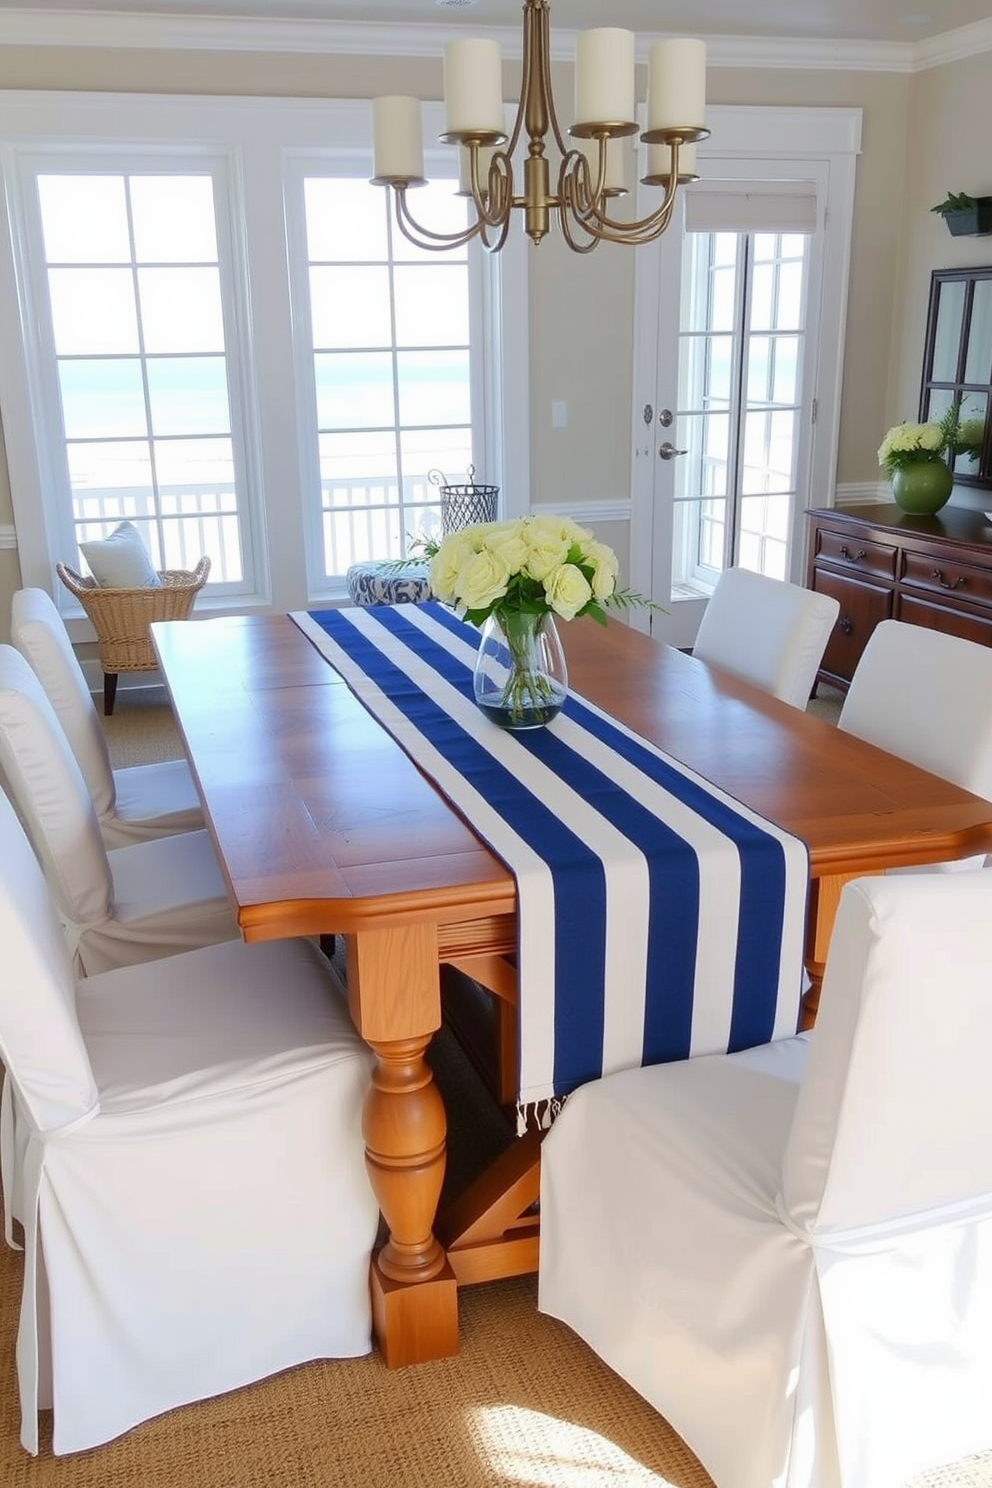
left=56, top=557, right=211, bottom=716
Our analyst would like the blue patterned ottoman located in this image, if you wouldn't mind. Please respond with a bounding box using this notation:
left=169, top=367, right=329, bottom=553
left=345, top=561, right=432, bottom=607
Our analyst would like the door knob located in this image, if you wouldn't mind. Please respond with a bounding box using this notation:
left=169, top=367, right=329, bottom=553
left=659, top=442, right=688, bottom=460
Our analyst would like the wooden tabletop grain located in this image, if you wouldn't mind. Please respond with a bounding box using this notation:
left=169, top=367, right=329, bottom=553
left=153, top=610, right=992, bottom=941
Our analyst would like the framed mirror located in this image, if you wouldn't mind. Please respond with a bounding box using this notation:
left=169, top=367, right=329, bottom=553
left=920, top=265, right=992, bottom=489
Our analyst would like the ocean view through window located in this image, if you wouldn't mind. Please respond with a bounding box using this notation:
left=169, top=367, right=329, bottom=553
left=0, top=95, right=523, bottom=614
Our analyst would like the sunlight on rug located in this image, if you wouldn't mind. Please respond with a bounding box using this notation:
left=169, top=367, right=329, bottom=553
left=468, top=1404, right=697, bottom=1486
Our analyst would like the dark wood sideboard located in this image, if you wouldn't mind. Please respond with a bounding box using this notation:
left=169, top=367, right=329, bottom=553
left=806, top=502, right=992, bottom=689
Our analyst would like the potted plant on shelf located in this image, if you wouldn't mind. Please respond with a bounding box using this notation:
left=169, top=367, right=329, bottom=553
left=930, top=191, right=992, bottom=237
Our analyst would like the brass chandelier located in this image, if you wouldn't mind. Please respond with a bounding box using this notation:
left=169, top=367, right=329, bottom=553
left=371, top=0, right=708, bottom=254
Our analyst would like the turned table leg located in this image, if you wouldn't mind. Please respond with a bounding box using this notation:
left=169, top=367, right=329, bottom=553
left=345, top=923, right=458, bottom=1367
left=803, top=872, right=860, bottom=1029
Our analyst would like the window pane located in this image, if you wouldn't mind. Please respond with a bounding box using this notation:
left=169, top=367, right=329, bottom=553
left=48, top=267, right=139, bottom=355
left=679, top=333, right=733, bottom=409
left=397, top=350, right=471, bottom=426
left=159, top=510, right=242, bottom=578
left=38, top=175, right=131, bottom=263
left=310, top=266, right=392, bottom=349
left=130, top=175, right=218, bottom=262
left=146, top=356, right=231, bottom=436
left=742, top=408, right=795, bottom=493
left=775, top=262, right=804, bottom=329
left=305, top=178, right=389, bottom=262
left=710, top=263, right=738, bottom=333
left=155, top=435, right=235, bottom=491
left=400, top=427, right=473, bottom=496
left=138, top=267, right=226, bottom=354
left=323, top=504, right=402, bottom=572
left=772, top=335, right=799, bottom=404
left=67, top=440, right=153, bottom=532
left=315, top=351, right=395, bottom=429
left=750, top=263, right=774, bottom=331
left=319, top=430, right=397, bottom=493
left=676, top=410, right=729, bottom=500
left=59, top=358, right=147, bottom=439
left=747, top=336, right=770, bottom=403
left=394, top=265, right=469, bottom=347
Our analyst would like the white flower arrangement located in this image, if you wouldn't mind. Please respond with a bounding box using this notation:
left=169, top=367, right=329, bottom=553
left=877, top=421, right=947, bottom=478
left=878, top=400, right=983, bottom=478
left=425, top=515, right=628, bottom=627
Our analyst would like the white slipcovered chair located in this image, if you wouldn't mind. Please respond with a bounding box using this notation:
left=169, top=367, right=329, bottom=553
left=839, top=619, right=992, bottom=871
left=692, top=567, right=840, bottom=708
left=0, top=644, right=236, bottom=975
left=0, top=787, right=378, bottom=1456
left=10, top=587, right=203, bottom=848
left=539, top=868, right=992, bottom=1488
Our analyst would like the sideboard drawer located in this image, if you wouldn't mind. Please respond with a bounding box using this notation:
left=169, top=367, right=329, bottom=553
left=816, top=529, right=897, bottom=581
left=896, top=594, right=992, bottom=646
left=900, top=551, right=992, bottom=610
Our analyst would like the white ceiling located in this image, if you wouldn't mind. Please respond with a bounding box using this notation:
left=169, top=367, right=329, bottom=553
left=0, top=0, right=989, bottom=46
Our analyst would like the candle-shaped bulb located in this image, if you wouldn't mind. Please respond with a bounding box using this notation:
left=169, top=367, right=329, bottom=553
left=372, top=96, right=425, bottom=182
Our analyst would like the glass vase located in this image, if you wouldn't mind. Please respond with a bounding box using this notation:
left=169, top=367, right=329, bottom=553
left=472, top=610, right=568, bottom=730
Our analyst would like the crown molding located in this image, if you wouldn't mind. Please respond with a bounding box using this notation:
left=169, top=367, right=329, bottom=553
left=0, top=524, right=17, bottom=550
left=911, top=15, right=992, bottom=70
left=0, top=8, right=983, bottom=72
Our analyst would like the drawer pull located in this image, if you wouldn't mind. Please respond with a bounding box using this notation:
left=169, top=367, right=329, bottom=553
left=839, top=545, right=866, bottom=562
left=838, top=615, right=853, bottom=636
left=931, top=568, right=966, bottom=591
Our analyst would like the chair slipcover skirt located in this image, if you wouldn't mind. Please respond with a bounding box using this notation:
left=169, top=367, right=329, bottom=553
left=539, top=872, right=992, bottom=1488
left=13, top=936, right=378, bottom=1455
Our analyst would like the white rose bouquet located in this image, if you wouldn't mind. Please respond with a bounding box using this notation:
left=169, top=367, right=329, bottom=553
left=414, top=516, right=658, bottom=727
left=426, top=514, right=624, bottom=626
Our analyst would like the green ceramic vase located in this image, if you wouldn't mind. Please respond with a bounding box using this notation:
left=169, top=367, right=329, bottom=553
left=891, top=460, right=953, bottom=515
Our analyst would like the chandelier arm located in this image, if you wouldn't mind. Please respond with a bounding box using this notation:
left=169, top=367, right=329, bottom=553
left=500, top=0, right=542, bottom=161
left=394, top=188, right=483, bottom=251
left=535, top=0, right=570, bottom=157
left=467, top=147, right=514, bottom=230
left=479, top=212, right=514, bottom=255
left=583, top=176, right=680, bottom=241
left=555, top=202, right=601, bottom=254
left=575, top=206, right=679, bottom=247
left=559, top=146, right=594, bottom=220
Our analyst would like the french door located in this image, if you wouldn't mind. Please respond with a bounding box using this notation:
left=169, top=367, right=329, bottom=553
left=671, top=226, right=811, bottom=594
left=629, top=109, right=861, bottom=648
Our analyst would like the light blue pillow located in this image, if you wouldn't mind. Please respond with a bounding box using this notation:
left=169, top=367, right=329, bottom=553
left=79, top=521, right=161, bottom=589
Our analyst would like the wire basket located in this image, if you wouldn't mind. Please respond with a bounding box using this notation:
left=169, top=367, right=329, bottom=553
left=429, top=466, right=499, bottom=535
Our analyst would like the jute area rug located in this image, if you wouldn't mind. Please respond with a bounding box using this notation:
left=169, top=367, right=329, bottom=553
left=0, top=686, right=987, bottom=1485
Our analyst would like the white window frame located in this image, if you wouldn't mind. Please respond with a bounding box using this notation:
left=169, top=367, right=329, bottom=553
left=10, top=145, right=262, bottom=598
left=0, top=92, right=529, bottom=627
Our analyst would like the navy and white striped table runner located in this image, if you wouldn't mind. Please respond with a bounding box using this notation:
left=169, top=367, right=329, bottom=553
left=292, top=603, right=809, bottom=1117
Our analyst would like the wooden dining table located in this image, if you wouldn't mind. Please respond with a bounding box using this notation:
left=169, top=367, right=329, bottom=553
left=153, top=609, right=992, bottom=1369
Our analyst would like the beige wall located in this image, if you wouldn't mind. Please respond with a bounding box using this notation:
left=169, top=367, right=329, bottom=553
left=888, top=52, right=992, bottom=513
left=0, top=36, right=984, bottom=624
